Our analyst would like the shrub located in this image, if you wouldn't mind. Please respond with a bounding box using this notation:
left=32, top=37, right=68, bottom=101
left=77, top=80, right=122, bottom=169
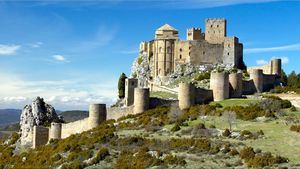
left=281, top=99, right=292, bottom=108
left=222, top=129, right=231, bottom=137
left=91, top=147, right=109, bottom=165
left=171, top=124, right=181, bottom=132
left=290, top=105, right=297, bottom=112
left=247, top=153, right=288, bottom=168
left=221, top=144, right=231, bottom=154
left=7, top=132, right=20, bottom=145
left=194, top=72, right=210, bottom=81
left=214, top=103, right=223, bottom=108
left=257, top=130, right=264, bottom=136
left=240, top=130, right=253, bottom=139
left=163, top=154, right=186, bottom=166
left=137, top=56, right=143, bottom=65
left=229, top=149, right=239, bottom=156
left=290, top=125, right=300, bottom=133
left=209, top=124, right=216, bottom=128
left=239, top=147, right=255, bottom=161
left=51, top=153, right=62, bottom=162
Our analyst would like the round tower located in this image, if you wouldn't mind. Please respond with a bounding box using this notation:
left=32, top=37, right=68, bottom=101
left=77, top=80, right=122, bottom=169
left=134, top=88, right=150, bottom=114
left=271, top=59, right=281, bottom=76
left=178, top=82, right=195, bottom=110
left=88, top=104, right=107, bottom=129
left=250, top=69, right=263, bottom=93
left=49, top=122, right=62, bottom=140
left=210, top=72, right=229, bottom=101
left=229, top=72, right=243, bottom=98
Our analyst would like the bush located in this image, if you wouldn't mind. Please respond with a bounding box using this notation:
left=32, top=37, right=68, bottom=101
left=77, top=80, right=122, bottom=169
left=163, top=154, right=186, bottom=166
left=290, top=105, right=297, bottom=112
left=222, top=129, right=231, bottom=137
left=240, top=130, right=254, bottom=139
left=290, top=125, right=300, bottom=133
left=247, top=153, right=288, bottom=168
left=91, top=147, right=109, bottom=165
left=194, top=72, right=210, bottom=81
left=281, top=99, right=292, bottom=108
left=209, top=124, right=216, bottom=128
left=171, top=124, right=181, bottom=132
left=229, top=149, right=239, bottom=156
left=214, top=103, right=223, bottom=108
left=257, top=130, right=264, bottom=136
left=239, top=147, right=255, bottom=161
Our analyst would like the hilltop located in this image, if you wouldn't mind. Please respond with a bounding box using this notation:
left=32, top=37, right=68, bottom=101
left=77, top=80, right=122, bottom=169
left=1, top=94, right=300, bottom=168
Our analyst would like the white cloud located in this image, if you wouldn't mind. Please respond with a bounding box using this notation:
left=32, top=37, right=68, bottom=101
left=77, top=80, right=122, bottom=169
left=0, top=72, right=117, bottom=110
left=52, top=54, right=69, bottom=62
left=256, top=59, right=268, bottom=65
left=0, top=44, right=21, bottom=55
left=245, top=43, right=300, bottom=54
left=29, top=42, right=43, bottom=48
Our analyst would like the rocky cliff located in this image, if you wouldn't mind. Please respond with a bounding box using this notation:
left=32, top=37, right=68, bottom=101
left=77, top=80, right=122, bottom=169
left=19, top=97, right=63, bottom=147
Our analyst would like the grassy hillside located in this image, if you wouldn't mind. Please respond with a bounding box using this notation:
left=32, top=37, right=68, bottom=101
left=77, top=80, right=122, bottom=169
left=0, top=96, right=299, bottom=168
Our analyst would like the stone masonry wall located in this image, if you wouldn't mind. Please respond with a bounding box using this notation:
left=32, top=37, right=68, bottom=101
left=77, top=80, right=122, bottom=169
left=61, top=118, right=89, bottom=139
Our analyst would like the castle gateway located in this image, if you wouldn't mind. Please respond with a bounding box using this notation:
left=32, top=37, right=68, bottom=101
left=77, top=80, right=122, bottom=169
left=139, top=18, right=244, bottom=79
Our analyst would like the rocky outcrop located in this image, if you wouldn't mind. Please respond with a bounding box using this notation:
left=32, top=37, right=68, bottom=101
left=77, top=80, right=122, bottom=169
left=19, top=97, right=63, bottom=147
left=131, top=52, right=153, bottom=87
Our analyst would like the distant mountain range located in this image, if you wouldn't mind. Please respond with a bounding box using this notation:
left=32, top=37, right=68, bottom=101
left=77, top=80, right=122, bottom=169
left=60, top=110, right=88, bottom=123
left=0, top=109, right=22, bottom=126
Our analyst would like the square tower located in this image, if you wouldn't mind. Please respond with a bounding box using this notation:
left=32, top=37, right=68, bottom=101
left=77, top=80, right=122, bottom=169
left=205, top=19, right=227, bottom=44
left=125, top=78, right=138, bottom=106
left=187, top=28, right=204, bottom=40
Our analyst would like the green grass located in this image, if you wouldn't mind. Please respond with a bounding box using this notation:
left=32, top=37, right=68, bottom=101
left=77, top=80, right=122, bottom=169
left=210, top=98, right=258, bottom=108
left=180, top=116, right=300, bottom=164
left=150, top=91, right=178, bottom=99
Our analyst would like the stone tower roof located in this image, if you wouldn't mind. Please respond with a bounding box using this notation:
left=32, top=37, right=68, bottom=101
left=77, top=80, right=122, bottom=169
left=156, top=24, right=178, bottom=31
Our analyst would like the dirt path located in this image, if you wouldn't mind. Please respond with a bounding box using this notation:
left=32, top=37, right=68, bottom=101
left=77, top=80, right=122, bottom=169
left=275, top=93, right=300, bottom=108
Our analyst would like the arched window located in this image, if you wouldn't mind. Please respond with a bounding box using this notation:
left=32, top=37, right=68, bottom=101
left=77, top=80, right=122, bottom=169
left=203, top=51, right=205, bottom=55
left=227, top=52, right=230, bottom=55
left=179, top=55, right=182, bottom=59
left=179, top=48, right=182, bottom=52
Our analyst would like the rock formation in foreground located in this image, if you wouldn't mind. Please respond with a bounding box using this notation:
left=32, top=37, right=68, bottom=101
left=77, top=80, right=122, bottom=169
left=19, top=97, right=63, bottom=147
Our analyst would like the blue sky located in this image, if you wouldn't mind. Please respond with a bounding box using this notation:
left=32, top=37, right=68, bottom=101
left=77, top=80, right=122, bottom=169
left=0, top=0, right=299, bottom=110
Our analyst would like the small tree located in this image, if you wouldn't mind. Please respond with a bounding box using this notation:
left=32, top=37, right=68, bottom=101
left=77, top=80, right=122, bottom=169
left=222, top=111, right=236, bottom=131
left=118, top=73, right=127, bottom=99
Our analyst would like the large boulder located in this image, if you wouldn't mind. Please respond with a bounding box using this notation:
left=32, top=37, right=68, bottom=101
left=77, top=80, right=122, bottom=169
left=19, top=97, right=63, bottom=147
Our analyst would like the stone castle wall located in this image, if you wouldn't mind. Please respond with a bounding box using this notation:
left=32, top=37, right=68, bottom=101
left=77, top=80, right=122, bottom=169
left=178, top=82, right=213, bottom=110
left=247, top=59, right=281, bottom=76
left=61, top=118, right=89, bottom=139
left=33, top=126, right=49, bottom=148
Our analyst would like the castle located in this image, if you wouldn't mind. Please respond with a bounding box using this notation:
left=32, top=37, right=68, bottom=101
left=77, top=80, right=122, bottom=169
left=139, top=18, right=244, bottom=81
left=29, top=18, right=283, bottom=149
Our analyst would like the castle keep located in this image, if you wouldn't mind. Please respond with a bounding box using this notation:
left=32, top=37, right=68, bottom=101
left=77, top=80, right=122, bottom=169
left=139, top=19, right=244, bottom=80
